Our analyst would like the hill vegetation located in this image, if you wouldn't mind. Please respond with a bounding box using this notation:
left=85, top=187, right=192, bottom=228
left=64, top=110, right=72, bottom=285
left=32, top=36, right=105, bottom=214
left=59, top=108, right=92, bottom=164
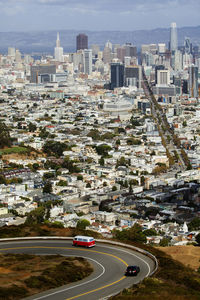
left=0, top=253, right=93, bottom=300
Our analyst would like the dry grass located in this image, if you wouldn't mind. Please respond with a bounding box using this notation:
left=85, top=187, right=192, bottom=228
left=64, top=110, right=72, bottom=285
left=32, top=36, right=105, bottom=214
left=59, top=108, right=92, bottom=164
left=0, top=254, right=93, bottom=300
left=157, top=245, right=200, bottom=270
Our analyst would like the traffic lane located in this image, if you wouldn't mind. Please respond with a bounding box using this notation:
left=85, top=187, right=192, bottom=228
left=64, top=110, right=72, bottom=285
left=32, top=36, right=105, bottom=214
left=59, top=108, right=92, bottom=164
left=0, top=241, right=154, bottom=300
left=0, top=244, right=130, bottom=300
left=0, top=241, right=154, bottom=278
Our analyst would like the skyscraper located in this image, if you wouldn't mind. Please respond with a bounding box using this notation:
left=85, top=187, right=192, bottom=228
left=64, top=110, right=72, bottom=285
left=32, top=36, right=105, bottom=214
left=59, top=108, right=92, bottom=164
left=110, top=62, right=124, bottom=90
left=83, top=49, right=92, bottom=75
left=170, top=22, right=178, bottom=52
left=188, top=64, right=199, bottom=98
left=54, top=32, right=64, bottom=62
left=76, top=34, right=88, bottom=51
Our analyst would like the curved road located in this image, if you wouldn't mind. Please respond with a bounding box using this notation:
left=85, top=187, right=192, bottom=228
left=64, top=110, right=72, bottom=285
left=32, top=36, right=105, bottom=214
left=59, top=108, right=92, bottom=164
left=0, top=240, right=155, bottom=300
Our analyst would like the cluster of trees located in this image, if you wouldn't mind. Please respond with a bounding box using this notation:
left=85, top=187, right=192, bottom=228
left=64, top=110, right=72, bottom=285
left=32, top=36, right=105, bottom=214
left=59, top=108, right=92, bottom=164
left=0, top=121, right=12, bottom=148
left=116, top=156, right=130, bottom=168
left=113, top=223, right=147, bottom=243
left=0, top=175, right=22, bottom=185
left=126, top=138, right=142, bottom=146
left=95, top=144, right=112, bottom=157
left=87, top=130, right=115, bottom=141
left=43, top=141, right=69, bottom=157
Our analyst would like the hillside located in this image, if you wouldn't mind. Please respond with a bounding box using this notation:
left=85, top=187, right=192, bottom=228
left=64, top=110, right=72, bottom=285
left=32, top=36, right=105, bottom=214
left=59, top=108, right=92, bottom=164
left=0, top=25, right=200, bottom=54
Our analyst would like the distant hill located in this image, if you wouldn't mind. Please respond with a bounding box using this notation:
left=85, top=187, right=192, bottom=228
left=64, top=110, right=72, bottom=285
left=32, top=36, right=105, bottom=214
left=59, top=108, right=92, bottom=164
left=0, top=25, right=200, bottom=54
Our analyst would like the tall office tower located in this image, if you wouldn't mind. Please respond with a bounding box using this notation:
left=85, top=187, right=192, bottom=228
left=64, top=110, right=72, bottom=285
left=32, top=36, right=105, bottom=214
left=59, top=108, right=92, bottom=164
left=158, top=43, right=166, bottom=54
left=15, top=49, right=22, bottom=62
left=8, top=47, right=15, bottom=57
left=157, top=70, right=170, bottom=85
left=110, top=62, right=124, bottom=90
left=170, top=22, right=178, bottom=52
left=83, top=49, right=92, bottom=75
left=149, top=44, right=157, bottom=55
left=155, top=65, right=165, bottom=84
left=54, top=32, right=64, bottom=62
left=123, top=43, right=137, bottom=57
left=174, top=50, right=182, bottom=71
left=116, top=47, right=126, bottom=62
left=183, top=53, right=193, bottom=68
left=92, top=44, right=100, bottom=57
left=76, top=33, right=88, bottom=51
left=103, top=47, right=112, bottom=64
left=105, top=40, right=112, bottom=51
left=124, top=65, right=142, bottom=88
left=188, top=64, right=199, bottom=98
left=184, top=37, right=192, bottom=54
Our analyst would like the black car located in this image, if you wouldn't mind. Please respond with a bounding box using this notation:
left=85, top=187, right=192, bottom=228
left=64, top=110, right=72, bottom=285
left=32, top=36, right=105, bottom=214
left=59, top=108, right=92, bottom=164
left=125, top=265, right=140, bottom=276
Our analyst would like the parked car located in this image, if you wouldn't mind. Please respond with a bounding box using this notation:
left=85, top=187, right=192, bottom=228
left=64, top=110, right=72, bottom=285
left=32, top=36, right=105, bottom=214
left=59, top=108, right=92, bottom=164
left=72, top=235, right=95, bottom=248
left=125, top=265, right=140, bottom=276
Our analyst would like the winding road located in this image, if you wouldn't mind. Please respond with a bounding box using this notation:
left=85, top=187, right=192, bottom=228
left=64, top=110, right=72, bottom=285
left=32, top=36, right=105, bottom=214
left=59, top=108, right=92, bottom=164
left=0, top=239, right=156, bottom=300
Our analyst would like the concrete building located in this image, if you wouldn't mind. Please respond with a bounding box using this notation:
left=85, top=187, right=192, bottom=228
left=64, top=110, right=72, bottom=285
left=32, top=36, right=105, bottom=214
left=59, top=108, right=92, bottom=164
left=83, top=49, right=92, bottom=75
left=30, top=65, right=56, bottom=83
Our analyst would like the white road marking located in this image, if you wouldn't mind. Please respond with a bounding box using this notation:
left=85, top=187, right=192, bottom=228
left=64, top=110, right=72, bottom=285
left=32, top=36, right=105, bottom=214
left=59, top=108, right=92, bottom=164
left=97, top=244, right=151, bottom=277
left=28, top=255, right=105, bottom=300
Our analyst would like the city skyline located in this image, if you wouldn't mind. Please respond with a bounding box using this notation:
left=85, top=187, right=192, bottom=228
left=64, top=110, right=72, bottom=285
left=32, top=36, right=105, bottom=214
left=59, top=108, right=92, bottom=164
left=0, top=0, right=199, bottom=31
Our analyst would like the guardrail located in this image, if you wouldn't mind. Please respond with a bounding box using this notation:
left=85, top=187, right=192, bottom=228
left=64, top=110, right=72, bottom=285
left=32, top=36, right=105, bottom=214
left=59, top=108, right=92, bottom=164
left=0, top=236, right=158, bottom=277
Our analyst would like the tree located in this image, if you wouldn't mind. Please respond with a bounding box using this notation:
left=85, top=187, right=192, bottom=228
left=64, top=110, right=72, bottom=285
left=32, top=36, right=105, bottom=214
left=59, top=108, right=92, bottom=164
left=99, top=157, right=105, bottom=166
left=196, top=233, right=200, bottom=245
left=77, top=175, right=83, bottom=181
left=0, top=121, right=12, bottom=148
left=159, top=237, right=170, bottom=247
left=28, top=122, right=37, bottom=132
left=43, top=182, right=52, bottom=194
left=112, top=186, right=117, bottom=191
left=25, top=207, right=45, bottom=225
left=76, top=219, right=90, bottom=230
left=96, top=144, right=112, bottom=157
left=128, top=223, right=147, bottom=243
left=43, top=141, right=67, bottom=157
left=86, top=182, right=91, bottom=188
left=182, top=120, right=187, bottom=127
left=188, top=217, right=200, bottom=231
left=143, top=228, right=157, bottom=236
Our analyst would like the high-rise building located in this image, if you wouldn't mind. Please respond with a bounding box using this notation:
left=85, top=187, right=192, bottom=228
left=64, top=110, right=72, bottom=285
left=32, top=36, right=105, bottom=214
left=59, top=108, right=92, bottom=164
left=15, top=49, right=22, bottom=62
left=54, top=32, right=64, bottom=62
left=76, top=34, right=88, bottom=51
left=157, top=70, right=170, bottom=85
left=83, top=49, right=92, bottom=75
left=103, top=47, right=112, bottom=64
left=30, top=65, right=56, bottom=83
left=105, top=40, right=112, bottom=51
left=188, top=64, right=199, bottom=98
left=184, top=37, right=192, bottom=54
left=124, top=65, right=142, bottom=88
left=155, top=65, right=165, bottom=84
left=170, top=22, right=178, bottom=52
left=123, top=43, right=137, bottom=57
left=8, top=47, right=15, bottom=57
left=110, top=62, right=124, bottom=90
left=92, top=44, right=100, bottom=57
left=116, top=47, right=126, bottom=62
left=158, top=43, right=166, bottom=54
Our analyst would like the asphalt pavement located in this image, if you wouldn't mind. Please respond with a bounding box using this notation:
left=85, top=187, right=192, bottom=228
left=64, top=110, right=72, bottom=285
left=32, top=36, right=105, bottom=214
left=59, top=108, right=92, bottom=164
left=0, top=240, right=155, bottom=300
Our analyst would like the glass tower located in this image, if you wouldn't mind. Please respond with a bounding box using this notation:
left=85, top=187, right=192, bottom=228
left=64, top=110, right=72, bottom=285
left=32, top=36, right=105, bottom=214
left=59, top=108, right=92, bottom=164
left=170, top=22, right=178, bottom=52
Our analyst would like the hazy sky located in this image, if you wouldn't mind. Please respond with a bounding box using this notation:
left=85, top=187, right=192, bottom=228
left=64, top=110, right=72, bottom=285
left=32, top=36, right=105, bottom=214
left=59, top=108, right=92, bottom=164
left=0, top=0, right=199, bottom=31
